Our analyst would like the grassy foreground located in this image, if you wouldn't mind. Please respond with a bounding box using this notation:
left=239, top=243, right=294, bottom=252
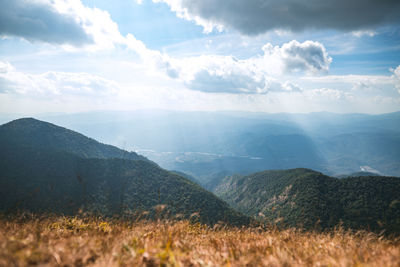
left=0, top=216, right=399, bottom=266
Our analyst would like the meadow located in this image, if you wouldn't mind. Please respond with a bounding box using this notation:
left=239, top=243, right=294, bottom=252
left=0, top=215, right=399, bottom=267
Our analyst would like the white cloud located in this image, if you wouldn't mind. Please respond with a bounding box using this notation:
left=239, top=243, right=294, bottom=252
left=153, top=0, right=400, bottom=35
left=106, top=36, right=331, bottom=94
left=178, top=55, right=266, bottom=94
left=307, top=88, right=354, bottom=101
left=0, top=61, right=15, bottom=74
left=158, top=40, right=330, bottom=94
left=53, top=0, right=124, bottom=50
left=0, top=61, right=119, bottom=96
left=278, top=82, right=302, bottom=93
left=179, top=54, right=304, bottom=94
left=125, top=34, right=180, bottom=79
left=259, top=40, right=332, bottom=75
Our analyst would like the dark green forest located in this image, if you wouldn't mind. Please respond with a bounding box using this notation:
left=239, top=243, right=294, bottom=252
left=215, top=169, right=400, bottom=233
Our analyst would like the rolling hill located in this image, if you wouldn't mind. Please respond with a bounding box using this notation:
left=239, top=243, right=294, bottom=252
left=0, top=118, right=249, bottom=226
left=214, top=169, right=400, bottom=233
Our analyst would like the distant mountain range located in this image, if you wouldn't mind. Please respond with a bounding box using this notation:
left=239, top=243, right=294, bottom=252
left=214, top=168, right=400, bottom=233
left=0, top=118, right=249, bottom=226
left=9, top=110, right=398, bottom=186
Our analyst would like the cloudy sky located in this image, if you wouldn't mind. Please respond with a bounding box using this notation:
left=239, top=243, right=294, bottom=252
left=0, top=0, right=400, bottom=114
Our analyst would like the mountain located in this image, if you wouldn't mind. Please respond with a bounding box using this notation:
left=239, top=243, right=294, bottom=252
left=214, top=169, right=400, bottom=233
left=0, top=118, right=249, bottom=226
left=0, top=118, right=147, bottom=161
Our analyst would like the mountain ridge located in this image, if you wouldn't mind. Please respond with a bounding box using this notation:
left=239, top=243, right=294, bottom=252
left=0, top=117, right=148, bottom=161
left=0, top=118, right=250, bottom=226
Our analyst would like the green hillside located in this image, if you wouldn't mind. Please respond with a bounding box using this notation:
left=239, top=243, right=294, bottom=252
left=215, top=169, right=400, bottom=233
left=0, top=118, right=249, bottom=226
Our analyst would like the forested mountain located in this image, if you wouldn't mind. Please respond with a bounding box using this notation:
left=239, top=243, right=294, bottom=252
left=214, top=169, right=400, bottom=233
left=0, top=118, right=249, bottom=226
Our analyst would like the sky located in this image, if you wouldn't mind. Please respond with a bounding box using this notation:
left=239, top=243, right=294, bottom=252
left=0, top=0, right=400, bottom=114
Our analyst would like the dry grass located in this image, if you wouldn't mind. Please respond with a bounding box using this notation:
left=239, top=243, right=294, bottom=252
left=0, top=216, right=399, bottom=267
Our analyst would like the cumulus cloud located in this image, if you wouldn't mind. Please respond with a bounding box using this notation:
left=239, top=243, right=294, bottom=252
left=0, top=61, right=119, bottom=96
left=0, top=0, right=123, bottom=49
left=187, top=69, right=260, bottom=94
left=125, top=38, right=319, bottom=94
left=153, top=0, right=400, bottom=34
left=181, top=55, right=303, bottom=94
left=165, top=40, right=328, bottom=94
left=259, top=41, right=331, bottom=74
left=184, top=60, right=267, bottom=94
left=123, top=38, right=330, bottom=94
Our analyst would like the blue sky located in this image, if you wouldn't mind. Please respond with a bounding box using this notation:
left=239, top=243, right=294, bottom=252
left=0, top=0, right=399, bottom=114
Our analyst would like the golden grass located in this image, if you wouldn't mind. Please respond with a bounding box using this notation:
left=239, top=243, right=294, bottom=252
left=0, top=216, right=399, bottom=266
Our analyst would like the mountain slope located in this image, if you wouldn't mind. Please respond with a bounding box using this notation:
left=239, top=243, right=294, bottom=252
left=0, top=118, right=249, bottom=226
left=0, top=118, right=147, bottom=161
left=215, top=169, right=400, bottom=233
